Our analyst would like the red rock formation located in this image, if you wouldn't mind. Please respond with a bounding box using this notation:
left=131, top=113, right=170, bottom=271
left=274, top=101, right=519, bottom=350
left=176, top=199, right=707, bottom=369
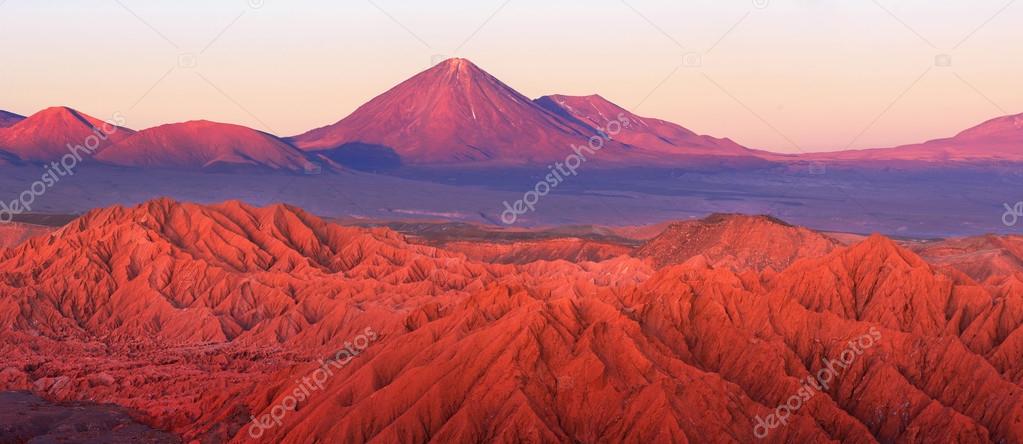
left=0, top=222, right=53, bottom=249
left=635, top=213, right=841, bottom=271
left=438, top=237, right=632, bottom=264
left=1, top=199, right=1022, bottom=443
left=911, top=234, right=1023, bottom=282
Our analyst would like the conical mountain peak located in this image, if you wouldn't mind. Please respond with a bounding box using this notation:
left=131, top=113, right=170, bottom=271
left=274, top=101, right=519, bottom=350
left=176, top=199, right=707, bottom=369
left=289, top=59, right=603, bottom=165
left=0, top=106, right=133, bottom=161
left=432, top=57, right=479, bottom=73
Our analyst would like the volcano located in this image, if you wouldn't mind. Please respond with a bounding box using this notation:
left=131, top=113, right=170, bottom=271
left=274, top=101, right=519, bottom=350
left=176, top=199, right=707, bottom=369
left=289, top=58, right=656, bottom=166
left=96, top=120, right=318, bottom=173
left=0, top=107, right=134, bottom=162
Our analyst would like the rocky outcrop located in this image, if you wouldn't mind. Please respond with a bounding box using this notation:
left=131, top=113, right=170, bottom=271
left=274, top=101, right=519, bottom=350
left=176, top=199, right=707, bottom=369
left=1, top=199, right=1020, bottom=443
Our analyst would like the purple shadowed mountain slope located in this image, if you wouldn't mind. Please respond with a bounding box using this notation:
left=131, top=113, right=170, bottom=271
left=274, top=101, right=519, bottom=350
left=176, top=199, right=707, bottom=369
left=0, top=110, right=24, bottom=128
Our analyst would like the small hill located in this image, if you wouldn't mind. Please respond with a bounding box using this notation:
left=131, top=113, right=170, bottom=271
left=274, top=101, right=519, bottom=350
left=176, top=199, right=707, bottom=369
left=635, top=213, right=840, bottom=270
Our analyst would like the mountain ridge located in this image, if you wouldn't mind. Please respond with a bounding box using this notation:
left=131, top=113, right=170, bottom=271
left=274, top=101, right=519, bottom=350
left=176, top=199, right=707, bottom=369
left=535, top=94, right=759, bottom=157
left=96, top=120, right=318, bottom=172
left=813, top=112, right=1023, bottom=162
left=1, top=61, right=1020, bottom=168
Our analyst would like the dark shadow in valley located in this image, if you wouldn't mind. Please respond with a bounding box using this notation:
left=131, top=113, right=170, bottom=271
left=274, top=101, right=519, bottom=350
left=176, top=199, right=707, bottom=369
left=0, top=391, right=180, bottom=443
left=312, top=142, right=403, bottom=172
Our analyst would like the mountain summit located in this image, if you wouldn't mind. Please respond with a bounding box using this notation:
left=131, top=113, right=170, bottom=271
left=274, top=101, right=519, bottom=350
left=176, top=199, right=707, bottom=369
left=0, top=107, right=133, bottom=161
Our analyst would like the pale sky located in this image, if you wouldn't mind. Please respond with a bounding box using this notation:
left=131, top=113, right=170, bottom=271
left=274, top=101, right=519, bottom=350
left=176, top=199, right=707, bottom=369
left=0, top=0, right=1020, bottom=153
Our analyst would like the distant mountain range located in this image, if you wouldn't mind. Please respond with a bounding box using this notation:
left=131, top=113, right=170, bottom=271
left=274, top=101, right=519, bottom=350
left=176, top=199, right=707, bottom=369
left=1, top=58, right=1019, bottom=171
left=811, top=113, right=1023, bottom=163
left=95, top=120, right=318, bottom=173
